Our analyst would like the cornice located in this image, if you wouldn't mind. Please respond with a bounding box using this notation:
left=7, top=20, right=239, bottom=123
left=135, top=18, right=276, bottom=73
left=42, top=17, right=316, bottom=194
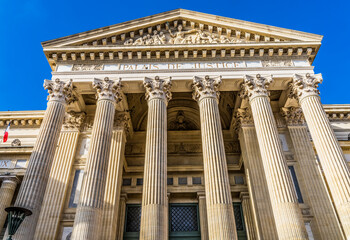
left=0, top=111, right=45, bottom=127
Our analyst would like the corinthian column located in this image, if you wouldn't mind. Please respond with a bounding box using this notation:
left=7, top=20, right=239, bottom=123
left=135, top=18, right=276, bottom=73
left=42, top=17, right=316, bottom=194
left=101, top=113, right=128, bottom=240
left=193, top=75, right=237, bottom=240
left=281, top=107, right=344, bottom=239
left=34, top=112, right=85, bottom=239
left=72, top=77, right=122, bottom=240
left=240, top=74, right=307, bottom=240
left=140, top=76, right=171, bottom=240
left=290, top=73, right=350, bottom=237
left=9, top=79, right=74, bottom=240
left=0, top=176, right=19, bottom=230
left=236, top=108, right=277, bottom=239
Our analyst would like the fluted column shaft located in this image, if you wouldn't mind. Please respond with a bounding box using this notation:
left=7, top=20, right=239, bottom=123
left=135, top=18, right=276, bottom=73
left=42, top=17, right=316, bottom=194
left=101, top=122, right=127, bottom=240
left=197, top=192, right=209, bottom=240
left=117, top=194, right=127, bottom=240
left=34, top=127, right=81, bottom=239
left=237, top=117, right=277, bottom=239
left=72, top=78, right=122, bottom=240
left=140, top=76, right=171, bottom=240
left=291, top=74, right=350, bottom=237
left=282, top=107, right=344, bottom=239
left=240, top=193, right=258, bottom=240
left=241, top=75, right=307, bottom=240
left=193, top=76, right=237, bottom=240
left=10, top=79, right=74, bottom=240
left=0, top=177, right=18, bottom=229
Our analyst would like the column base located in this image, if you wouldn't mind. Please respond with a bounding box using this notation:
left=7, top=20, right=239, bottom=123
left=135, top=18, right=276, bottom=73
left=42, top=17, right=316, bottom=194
left=140, top=204, right=167, bottom=240
left=72, top=206, right=102, bottom=240
left=207, top=203, right=237, bottom=240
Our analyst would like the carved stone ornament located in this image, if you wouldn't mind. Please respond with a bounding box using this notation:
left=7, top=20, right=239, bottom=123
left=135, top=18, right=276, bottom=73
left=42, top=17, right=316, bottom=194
left=289, top=73, right=323, bottom=101
left=72, top=64, right=103, bottom=71
left=234, top=108, right=254, bottom=131
left=280, top=107, right=305, bottom=126
left=123, top=24, right=244, bottom=46
left=143, top=76, right=172, bottom=103
left=93, top=77, right=122, bottom=102
left=240, top=74, right=273, bottom=101
left=63, top=112, right=86, bottom=130
left=113, top=112, right=131, bottom=135
left=262, top=60, right=293, bottom=67
left=11, top=139, right=21, bottom=147
left=43, top=78, right=75, bottom=104
left=192, top=75, right=222, bottom=102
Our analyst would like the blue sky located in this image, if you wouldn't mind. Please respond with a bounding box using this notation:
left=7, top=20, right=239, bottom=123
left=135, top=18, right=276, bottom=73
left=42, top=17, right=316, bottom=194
left=0, top=0, right=349, bottom=111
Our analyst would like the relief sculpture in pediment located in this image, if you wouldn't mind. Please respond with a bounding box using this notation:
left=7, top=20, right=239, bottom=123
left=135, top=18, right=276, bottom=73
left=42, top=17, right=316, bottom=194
left=124, top=24, right=244, bottom=46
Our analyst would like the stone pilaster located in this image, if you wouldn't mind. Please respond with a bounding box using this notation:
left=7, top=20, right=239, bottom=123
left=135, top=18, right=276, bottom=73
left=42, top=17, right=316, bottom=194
left=290, top=73, right=350, bottom=238
left=101, top=113, right=128, bottom=240
left=236, top=108, right=277, bottom=239
left=140, top=76, right=171, bottom=240
left=281, top=107, right=344, bottom=239
left=34, top=112, right=85, bottom=239
left=193, top=75, right=237, bottom=240
left=240, top=192, right=258, bottom=240
left=72, top=77, right=122, bottom=240
left=0, top=176, right=19, bottom=230
left=240, top=74, right=307, bottom=239
left=117, top=194, right=127, bottom=240
left=9, top=79, right=74, bottom=240
left=197, top=192, right=209, bottom=240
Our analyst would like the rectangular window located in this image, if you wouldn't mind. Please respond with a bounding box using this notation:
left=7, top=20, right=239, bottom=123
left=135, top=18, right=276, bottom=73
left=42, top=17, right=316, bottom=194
left=123, top=178, right=131, bottom=186
left=79, top=138, right=90, bottom=156
left=192, top=177, right=201, bottom=185
left=68, top=170, right=84, bottom=208
left=178, top=177, right=187, bottom=185
left=61, top=226, right=73, bottom=240
left=288, top=166, right=304, bottom=203
left=345, top=154, right=350, bottom=163
left=234, top=202, right=247, bottom=240
left=136, top=178, right=143, bottom=186
left=15, top=159, right=26, bottom=168
left=169, top=204, right=200, bottom=239
left=167, top=178, right=173, bottom=185
left=124, top=204, right=141, bottom=239
left=234, top=176, right=244, bottom=185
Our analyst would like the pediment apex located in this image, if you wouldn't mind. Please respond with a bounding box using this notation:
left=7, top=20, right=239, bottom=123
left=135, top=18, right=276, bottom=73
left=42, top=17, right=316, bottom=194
left=42, top=9, right=322, bottom=49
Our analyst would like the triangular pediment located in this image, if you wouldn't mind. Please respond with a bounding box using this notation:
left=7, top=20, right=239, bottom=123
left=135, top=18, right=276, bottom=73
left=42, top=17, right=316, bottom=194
left=42, top=9, right=322, bottom=48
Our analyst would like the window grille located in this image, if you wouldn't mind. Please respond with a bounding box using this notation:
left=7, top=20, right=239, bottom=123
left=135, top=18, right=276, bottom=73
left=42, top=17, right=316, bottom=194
left=234, top=176, right=244, bottom=185
left=123, top=178, right=131, bottom=186
left=178, top=177, right=187, bottom=185
left=234, top=204, right=244, bottom=231
left=136, top=178, right=143, bottom=186
left=170, top=205, right=198, bottom=232
left=167, top=178, right=173, bottom=185
left=125, top=205, right=141, bottom=232
left=192, top=177, right=201, bottom=185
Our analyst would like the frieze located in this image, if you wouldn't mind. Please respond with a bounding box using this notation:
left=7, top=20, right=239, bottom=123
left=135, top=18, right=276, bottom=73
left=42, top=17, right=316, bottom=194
left=59, top=59, right=307, bottom=73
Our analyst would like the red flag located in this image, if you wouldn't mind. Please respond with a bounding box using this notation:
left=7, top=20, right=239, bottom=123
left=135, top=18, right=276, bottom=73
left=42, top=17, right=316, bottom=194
left=3, top=122, right=10, bottom=143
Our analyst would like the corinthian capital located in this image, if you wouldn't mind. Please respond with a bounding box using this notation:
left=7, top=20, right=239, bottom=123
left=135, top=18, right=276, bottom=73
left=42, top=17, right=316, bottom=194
left=63, top=111, right=86, bottom=130
left=289, top=73, right=323, bottom=101
left=280, top=107, right=305, bottom=126
left=233, top=108, right=254, bottom=131
left=240, top=74, right=273, bottom=101
left=144, top=76, right=172, bottom=103
left=192, top=75, right=222, bottom=102
left=44, top=78, right=75, bottom=104
left=93, top=77, right=122, bottom=102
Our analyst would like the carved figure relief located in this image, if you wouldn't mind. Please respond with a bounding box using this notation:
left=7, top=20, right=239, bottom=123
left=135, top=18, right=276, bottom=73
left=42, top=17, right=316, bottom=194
left=123, top=24, right=244, bottom=46
left=72, top=64, right=103, bottom=71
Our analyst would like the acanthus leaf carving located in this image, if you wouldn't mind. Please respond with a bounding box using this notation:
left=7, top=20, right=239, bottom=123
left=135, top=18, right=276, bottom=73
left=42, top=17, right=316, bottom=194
left=63, top=111, right=86, bottom=130
left=192, top=75, right=222, bottom=102
left=280, top=107, right=305, bottom=126
left=43, top=78, right=75, bottom=104
left=143, top=76, right=172, bottom=103
left=289, top=73, right=323, bottom=101
left=233, top=108, right=254, bottom=131
left=93, top=77, right=122, bottom=102
left=240, top=74, right=273, bottom=101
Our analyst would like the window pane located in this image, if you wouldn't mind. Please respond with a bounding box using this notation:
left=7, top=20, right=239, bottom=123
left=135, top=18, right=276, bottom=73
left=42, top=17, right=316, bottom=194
left=288, top=166, right=304, bottom=203
left=279, top=134, right=289, bottom=151
left=192, top=177, right=201, bottom=185
left=305, top=222, right=314, bottom=240
left=69, top=170, right=84, bottom=208
left=170, top=205, right=198, bottom=232
left=136, top=178, right=143, bottom=186
left=125, top=205, right=141, bottom=232
left=167, top=178, right=173, bottom=185
left=123, top=178, right=131, bottom=186
left=178, top=177, right=187, bottom=185
left=234, top=176, right=244, bottom=185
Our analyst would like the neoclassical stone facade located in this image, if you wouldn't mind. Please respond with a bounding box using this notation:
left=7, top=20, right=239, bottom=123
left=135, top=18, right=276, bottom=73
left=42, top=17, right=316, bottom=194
left=0, top=9, right=350, bottom=240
